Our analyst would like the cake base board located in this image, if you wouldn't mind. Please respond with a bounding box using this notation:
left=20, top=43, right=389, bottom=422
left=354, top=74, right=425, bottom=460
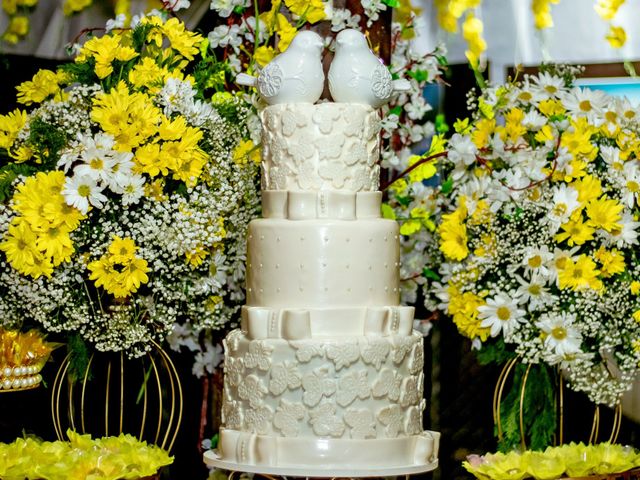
left=204, top=450, right=438, bottom=478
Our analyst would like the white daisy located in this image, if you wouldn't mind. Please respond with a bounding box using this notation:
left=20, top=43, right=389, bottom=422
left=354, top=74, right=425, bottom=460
left=600, top=145, right=624, bottom=172
left=522, top=109, right=547, bottom=130
left=530, top=72, right=564, bottom=100
left=614, top=97, right=639, bottom=125
left=74, top=151, right=117, bottom=183
left=519, top=245, right=553, bottom=278
left=603, top=213, right=640, bottom=248
left=548, top=246, right=579, bottom=284
left=515, top=274, right=554, bottom=310
left=620, top=162, right=640, bottom=208
left=120, top=175, right=145, bottom=205
left=478, top=293, right=526, bottom=338
left=105, top=151, right=135, bottom=193
left=548, top=185, right=580, bottom=227
left=561, top=87, right=609, bottom=124
left=535, top=312, right=582, bottom=356
left=62, top=175, right=108, bottom=214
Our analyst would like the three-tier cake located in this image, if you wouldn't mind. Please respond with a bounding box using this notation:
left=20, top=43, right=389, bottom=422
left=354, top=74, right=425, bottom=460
left=205, top=102, right=440, bottom=476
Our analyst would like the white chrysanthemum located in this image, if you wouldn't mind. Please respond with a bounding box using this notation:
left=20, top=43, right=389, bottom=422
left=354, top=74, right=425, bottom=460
left=600, top=145, right=624, bottom=171
left=120, top=175, right=145, bottom=206
left=208, top=24, right=242, bottom=50
left=522, top=109, right=547, bottom=130
left=331, top=8, right=362, bottom=32
left=478, top=293, right=526, bottom=338
left=603, top=213, right=640, bottom=248
left=515, top=274, right=554, bottom=311
left=548, top=247, right=579, bottom=284
left=62, top=175, right=107, bottom=214
left=561, top=87, right=609, bottom=123
left=75, top=151, right=117, bottom=183
left=520, top=245, right=553, bottom=278
left=548, top=185, right=580, bottom=226
left=529, top=72, right=564, bottom=99
left=620, top=162, right=640, bottom=208
left=536, top=312, right=583, bottom=356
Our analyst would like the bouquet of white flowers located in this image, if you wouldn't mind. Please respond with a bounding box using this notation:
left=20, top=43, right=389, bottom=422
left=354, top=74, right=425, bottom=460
left=0, top=13, right=261, bottom=372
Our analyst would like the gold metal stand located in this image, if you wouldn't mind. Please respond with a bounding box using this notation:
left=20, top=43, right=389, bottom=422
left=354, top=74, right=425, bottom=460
left=51, top=341, right=183, bottom=452
left=493, top=359, right=622, bottom=448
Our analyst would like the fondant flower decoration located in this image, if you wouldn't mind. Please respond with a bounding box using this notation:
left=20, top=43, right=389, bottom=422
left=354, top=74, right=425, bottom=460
left=378, top=404, right=404, bottom=437
left=336, top=370, right=370, bottom=407
left=372, top=368, right=402, bottom=401
left=273, top=399, right=306, bottom=437
left=302, top=367, right=337, bottom=407
left=325, top=342, right=360, bottom=370
left=244, top=404, right=274, bottom=435
left=309, top=402, right=345, bottom=437
left=289, top=341, right=324, bottom=363
left=360, top=338, right=391, bottom=370
left=238, top=374, right=268, bottom=408
left=269, top=361, right=302, bottom=396
left=243, top=341, right=273, bottom=371
left=344, top=408, right=377, bottom=439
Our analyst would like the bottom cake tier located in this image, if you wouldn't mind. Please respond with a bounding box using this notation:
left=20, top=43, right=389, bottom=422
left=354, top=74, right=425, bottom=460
left=215, top=428, right=440, bottom=472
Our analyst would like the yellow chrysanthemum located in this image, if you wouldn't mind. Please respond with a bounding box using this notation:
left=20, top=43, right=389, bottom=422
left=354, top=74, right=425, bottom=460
left=594, top=247, right=626, bottom=278
left=16, top=69, right=61, bottom=106
left=594, top=0, right=625, bottom=20
left=586, top=196, right=623, bottom=232
left=555, top=215, right=595, bottom=246
left=538, top=98, right=566, bottom=117
left=471, top=118, right=495, bottom=148
left=161, top=17, right=203, bottom=60
left=232, top=139, right=261, bottom=166
left=91, top=81, right=161, bottom=151
left=254, top=45, right=275, bottom=67
left=502, top=108, right=526, bottom=143
left=572, top=175, right=603, bottom=205
left=0, top=108, right=27, bottom=150
left=128, top=57, right=168, bottom=90
left=78, top=34, right=138, bottom=79
left=63, top=0, right=92, bottom=15
left=558, top=255, right=602, bottom=291
left=2, top=15, right=29, bottom=44
left=439, top=202, right=469, bottom=261
left=0, top=219, right=38, bottom=276
left=630, top=281, right=640, bottom=295
left=88, top=237, right=149, bottom=298
left=448, top=285, right=490, bottom=341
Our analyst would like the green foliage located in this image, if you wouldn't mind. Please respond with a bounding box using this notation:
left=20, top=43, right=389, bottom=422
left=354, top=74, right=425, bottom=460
left=477, top=337, right=516, bottom=365
left=59, top=60, right=98, bottom=86
left=27, top=117, right=68, bottom=168
left=67, top=334, right=91, bottom=383
left=435, top=113, right=449, bottom=134
left=382, top=0, right=400, bottom=6
left=422, top=267, right=441, bottom=281
left=193, top=56, right=232, bottom=97
left=440, top=176, right=454, bottom=195
left=407, top=69, right=429, bottom=82
left=496, top=363, right=557, bottom=452
left=0, top=162, right=37, bottom=202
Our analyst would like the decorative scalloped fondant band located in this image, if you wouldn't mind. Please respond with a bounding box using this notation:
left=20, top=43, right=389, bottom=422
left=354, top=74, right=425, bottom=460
left=262, top=191, right=382, bottom=220
left=241, top=305, right=414, bottom=340
left=219, top=429, right=440, bottom=468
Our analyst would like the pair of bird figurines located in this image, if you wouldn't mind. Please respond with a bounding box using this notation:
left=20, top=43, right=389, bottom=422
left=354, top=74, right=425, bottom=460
left=237, top=29, right=409, bottom=108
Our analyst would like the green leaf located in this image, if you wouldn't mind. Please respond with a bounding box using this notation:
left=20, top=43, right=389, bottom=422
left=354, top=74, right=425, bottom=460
left=407, top=69, right=428, bottom=82
left=422, top=268, right=441, bottom=281
left=0, top=162, right=37, bottom=202
left=382, top=0, right=400, bottom=6
left=67, top=334, right=91, bottom=383
left=381, top=203, right=396, bottom=220
left=389, top=106, right=402, bottom=117
left=440, top=176, right=453, bottom=195
left=233, top=5, right=245, bottom=13
left=435, top=113, right=449, bottom=134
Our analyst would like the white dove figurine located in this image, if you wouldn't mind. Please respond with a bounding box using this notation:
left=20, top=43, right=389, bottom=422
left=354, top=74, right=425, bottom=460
left=236, top=30, right=325, bottom=104
left=328, top=29, right=410, bottom=108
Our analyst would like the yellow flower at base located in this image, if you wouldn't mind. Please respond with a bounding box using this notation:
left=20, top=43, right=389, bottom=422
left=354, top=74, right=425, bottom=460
left=538, top=98, right=566, bottom=117
left=572, top=174, right=603, bottom=205
left=558, top=255, right=602, bottom=291
left=161, top=17, right=203, bottom=61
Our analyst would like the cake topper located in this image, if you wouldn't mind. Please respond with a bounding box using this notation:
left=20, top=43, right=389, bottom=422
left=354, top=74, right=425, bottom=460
left=236, top=30, right=325, bottom=105
left=328, top=29, right=410, bottom=108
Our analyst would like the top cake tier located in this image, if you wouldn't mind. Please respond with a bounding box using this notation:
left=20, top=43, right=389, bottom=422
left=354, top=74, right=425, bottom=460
left=260, top=103, right=381, bottom=193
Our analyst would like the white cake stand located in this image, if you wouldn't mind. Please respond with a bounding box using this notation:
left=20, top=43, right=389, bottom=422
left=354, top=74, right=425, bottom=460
left=203, top=450, right=438, bottom=478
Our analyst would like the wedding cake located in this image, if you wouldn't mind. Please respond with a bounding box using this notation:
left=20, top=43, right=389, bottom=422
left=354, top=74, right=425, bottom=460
left=210, top=101, right=440, bottom=475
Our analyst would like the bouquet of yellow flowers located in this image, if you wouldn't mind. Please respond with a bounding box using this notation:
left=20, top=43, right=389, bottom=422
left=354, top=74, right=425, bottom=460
left=0, top=13, right=261, bottom=369
left=423, top=65, right=640, bottom=447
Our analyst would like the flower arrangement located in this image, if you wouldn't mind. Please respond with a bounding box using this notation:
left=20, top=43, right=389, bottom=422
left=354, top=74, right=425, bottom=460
left=0, top=12, right=261, bottom=372
left=464, top=443, right=640, bottom=480
left=0, top=430, right=173, bottom=479
left=417, top=65, right=640, bottom=446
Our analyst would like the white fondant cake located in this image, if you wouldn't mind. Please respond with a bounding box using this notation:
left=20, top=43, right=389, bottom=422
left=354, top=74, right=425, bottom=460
left=216, top=103, right=439, bottom=474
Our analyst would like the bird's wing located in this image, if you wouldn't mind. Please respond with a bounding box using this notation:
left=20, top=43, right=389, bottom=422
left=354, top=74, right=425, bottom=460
left=236, top=73, right=258, bottom=87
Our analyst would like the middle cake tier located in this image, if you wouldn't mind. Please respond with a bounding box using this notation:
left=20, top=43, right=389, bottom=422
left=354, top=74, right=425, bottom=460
left=246, top=218, right=401, bottom=308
